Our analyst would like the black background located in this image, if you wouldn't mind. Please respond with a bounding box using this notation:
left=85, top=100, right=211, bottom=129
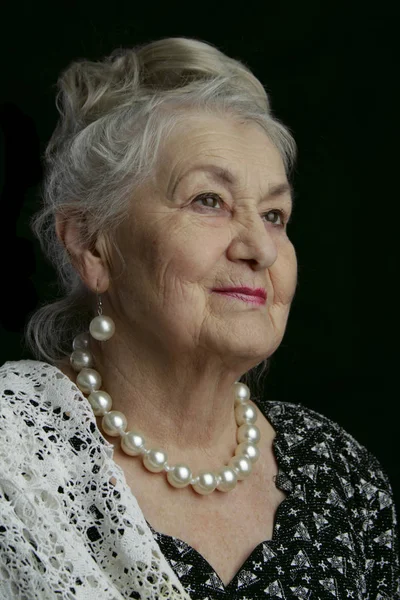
left=1, top=2, right=399, bottom=511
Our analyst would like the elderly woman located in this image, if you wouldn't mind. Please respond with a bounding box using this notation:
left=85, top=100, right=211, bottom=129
left=0, top=37, right=398, bottom=600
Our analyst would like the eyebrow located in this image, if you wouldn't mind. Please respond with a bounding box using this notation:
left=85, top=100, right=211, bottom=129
left=170, top=164, right=294, bottom=206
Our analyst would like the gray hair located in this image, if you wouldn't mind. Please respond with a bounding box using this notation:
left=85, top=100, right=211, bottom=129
left=24, top=37, right=297, bottom=391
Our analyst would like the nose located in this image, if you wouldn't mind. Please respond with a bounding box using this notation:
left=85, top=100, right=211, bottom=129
left=226, top=211, right=277, bottom=270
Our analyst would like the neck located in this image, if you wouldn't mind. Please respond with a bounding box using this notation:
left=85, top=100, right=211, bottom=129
left=81, top=331, right=252, bottom=470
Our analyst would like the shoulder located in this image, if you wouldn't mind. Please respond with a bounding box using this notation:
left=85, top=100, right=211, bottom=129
left=0, top=360, right=68, bottom=451
left=0, top=359, right=111, bottom=463
left=263, top=398, right=389, bottom=483
left=0, top=359, right=53, bottom=416
left=0, top=359, right=73, bottom=423
left=0, top=359, right=115, bottom=508
left=264, top=399, right=398, bottom=531
left=0, top=358, right=81, bottom=402
left=0, top=358, right=63, bottom=395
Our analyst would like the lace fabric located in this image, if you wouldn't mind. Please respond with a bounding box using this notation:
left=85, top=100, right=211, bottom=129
left=0, top=360, right=191, bottom=599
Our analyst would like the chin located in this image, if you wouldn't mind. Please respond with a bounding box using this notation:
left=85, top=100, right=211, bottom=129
left=213, top=339, right=273, bottom=365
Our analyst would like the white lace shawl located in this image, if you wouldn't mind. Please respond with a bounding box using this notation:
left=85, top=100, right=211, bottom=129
left=0, top=359, right=192, bottom=599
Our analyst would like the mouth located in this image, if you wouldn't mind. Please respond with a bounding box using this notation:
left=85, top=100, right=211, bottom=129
left=211, top=287, right=267, bottom=305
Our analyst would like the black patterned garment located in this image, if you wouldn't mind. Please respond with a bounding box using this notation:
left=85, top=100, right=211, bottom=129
left=149, top=399, right=400, bottom=599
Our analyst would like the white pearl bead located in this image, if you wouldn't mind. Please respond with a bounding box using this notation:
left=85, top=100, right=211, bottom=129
left=76, top=368, right=102, bottom=394
left=167, top=464, right=192, bottom=488
left=234, top=382, right=250, bottom=405
left=102, top=411, right=127, bottom=437
left=216, top=467, right=238, bottom=492
left=143, top=449, right=168, bottom=473
left=235, top=402, right=257, bottom=425
left=69, top=342, right=259, bottom=494
left=121, top=431, right=146, bottom=456
left=192, top=471, right=217, bottom=495
left=237, top=423, right=261, bottom=445
left=228, top=455, right=253, bottom=480
left=73, top=332, right=90, bottom=350
left=70, top=349, right=93, bottom=372
left=235, top=441, right=260, bottom=463
left=87, top=390, right=112, bottom=416
left=89, top=315, right=115, bottom=341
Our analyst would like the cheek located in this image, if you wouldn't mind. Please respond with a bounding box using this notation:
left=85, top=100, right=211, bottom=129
left=157, top=224, right=229, bottom=284
left=113, top=211, right=217, bottom=311
left=270, top=241, right=298, bottom=303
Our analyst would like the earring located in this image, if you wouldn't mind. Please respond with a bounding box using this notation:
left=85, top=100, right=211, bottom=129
left=89, top=285, right=115, bottom=341
left=69, top=286, right=115, bottom=373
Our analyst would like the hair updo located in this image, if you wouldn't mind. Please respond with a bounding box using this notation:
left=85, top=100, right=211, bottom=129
left=24, top=36, right=297, bottom=390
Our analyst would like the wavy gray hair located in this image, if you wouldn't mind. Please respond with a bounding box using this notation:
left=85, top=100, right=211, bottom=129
left=24, top=37, right=297, bottom=393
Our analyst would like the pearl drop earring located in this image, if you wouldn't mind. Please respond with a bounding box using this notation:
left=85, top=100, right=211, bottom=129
left=69, top=288, right=261, bottom=495
left=89, top=288, right=115, bottom=341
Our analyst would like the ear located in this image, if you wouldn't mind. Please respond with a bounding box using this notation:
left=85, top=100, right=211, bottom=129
left=55, top=212, right=110, bottom=293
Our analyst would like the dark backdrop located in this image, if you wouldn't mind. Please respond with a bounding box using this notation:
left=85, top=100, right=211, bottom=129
left=1, top=2, right=399, bottom=510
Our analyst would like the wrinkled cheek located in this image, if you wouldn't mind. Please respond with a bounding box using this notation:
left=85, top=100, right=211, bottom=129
left=146, top=250, right=192, bottom=309
left=160, top=245, right=214, bottom=287
left=287, top=250, right=298, bottom=301
left=270, top=244, right=298, bottom=305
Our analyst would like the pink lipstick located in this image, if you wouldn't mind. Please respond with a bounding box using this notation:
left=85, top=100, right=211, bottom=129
left=212, top=287, right=267, bottom=305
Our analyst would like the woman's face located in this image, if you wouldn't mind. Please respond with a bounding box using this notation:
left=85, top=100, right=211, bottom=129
left=108, top=113, right=297, bottom=371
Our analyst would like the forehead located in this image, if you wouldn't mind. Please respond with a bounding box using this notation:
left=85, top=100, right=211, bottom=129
left=157, top=113, right=287, bottom=188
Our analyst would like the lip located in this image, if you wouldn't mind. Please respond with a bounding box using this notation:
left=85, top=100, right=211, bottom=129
left=212, top=287, right=267, bottom=305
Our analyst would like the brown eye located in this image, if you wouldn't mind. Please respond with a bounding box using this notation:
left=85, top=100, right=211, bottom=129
left=193, top=193, right=223, bottom=209
left=262, top=209, right=287, bottom=227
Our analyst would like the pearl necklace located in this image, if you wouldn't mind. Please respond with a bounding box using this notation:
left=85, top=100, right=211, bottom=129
left=69, top=310, right=261, bottom=495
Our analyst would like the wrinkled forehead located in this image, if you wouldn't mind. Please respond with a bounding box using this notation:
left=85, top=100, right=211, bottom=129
left=154, top=113, right=287, bottom=193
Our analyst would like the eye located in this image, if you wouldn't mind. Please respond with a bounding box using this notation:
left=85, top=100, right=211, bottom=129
left=191, top=194, right=290, bottom=228
left=192, top=193, right=223, bottom=210
left=261, top=209, right=288, bottom=228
